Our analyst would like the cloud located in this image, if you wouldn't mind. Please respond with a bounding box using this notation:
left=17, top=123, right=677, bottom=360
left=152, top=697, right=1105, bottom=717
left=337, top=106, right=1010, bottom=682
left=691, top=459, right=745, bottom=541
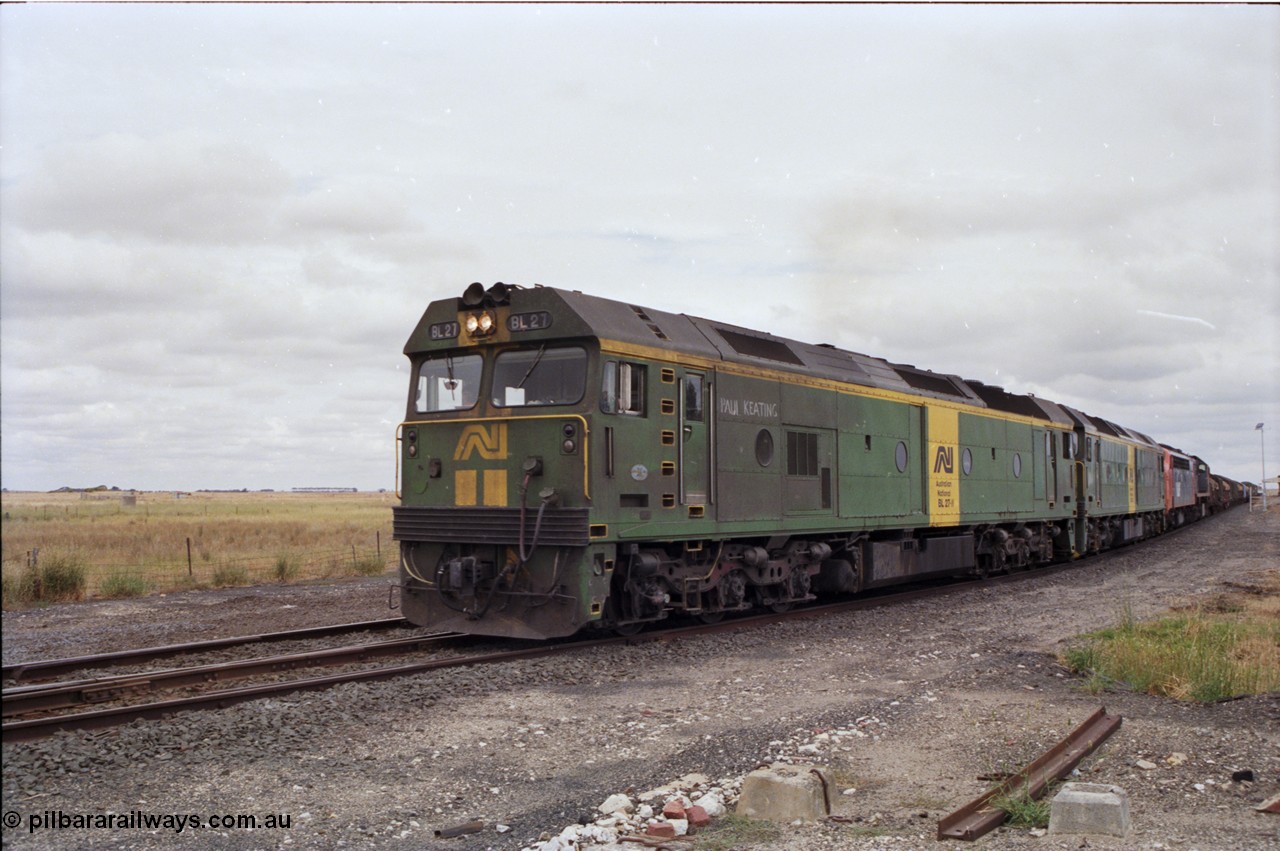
left=6, top=133, right=290, bottom=244
left=0, top=4, right=1276, bottom=491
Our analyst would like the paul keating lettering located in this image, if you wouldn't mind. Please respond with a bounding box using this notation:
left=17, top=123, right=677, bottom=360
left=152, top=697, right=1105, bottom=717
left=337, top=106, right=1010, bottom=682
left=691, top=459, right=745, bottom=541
left=719, top=397, right=779, bottom=419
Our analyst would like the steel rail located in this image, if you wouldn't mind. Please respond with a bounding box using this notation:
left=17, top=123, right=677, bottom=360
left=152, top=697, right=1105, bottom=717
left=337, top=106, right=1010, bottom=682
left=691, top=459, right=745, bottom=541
left=2, top=617, right=410, bottom=683
left=2, top=632, right=465, bottom=717
left=937, top=706, right=1123, bottom=841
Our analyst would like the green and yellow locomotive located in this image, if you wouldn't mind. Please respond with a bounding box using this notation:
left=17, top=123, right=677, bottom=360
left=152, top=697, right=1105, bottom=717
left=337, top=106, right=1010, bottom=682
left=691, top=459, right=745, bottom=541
left=394, top=283, right=1221, bottom=639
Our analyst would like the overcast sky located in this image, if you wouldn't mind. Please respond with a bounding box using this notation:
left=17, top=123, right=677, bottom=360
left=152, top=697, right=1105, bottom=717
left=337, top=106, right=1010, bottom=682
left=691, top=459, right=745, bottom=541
left=2, top=4, right=1277, bottom=492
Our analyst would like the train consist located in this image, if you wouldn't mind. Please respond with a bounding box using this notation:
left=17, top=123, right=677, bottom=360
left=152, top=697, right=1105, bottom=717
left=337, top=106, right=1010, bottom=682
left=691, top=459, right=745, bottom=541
left=393, top=284, right=1250, bottom=639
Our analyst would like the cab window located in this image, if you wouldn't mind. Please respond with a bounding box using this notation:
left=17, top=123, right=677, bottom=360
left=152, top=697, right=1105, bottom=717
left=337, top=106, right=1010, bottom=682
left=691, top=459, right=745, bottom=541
left=493, top=346, right=587, bottom=407
left=600, top=361, right=646, bottom=416
left=415, top=353, right=482, bottom=413
left=684, top=374, right=704, bottom=422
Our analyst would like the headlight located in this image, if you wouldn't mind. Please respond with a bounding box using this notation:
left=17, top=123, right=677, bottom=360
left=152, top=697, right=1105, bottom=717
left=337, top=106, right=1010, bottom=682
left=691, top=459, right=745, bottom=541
left=465, top=311, right=496, bottom=336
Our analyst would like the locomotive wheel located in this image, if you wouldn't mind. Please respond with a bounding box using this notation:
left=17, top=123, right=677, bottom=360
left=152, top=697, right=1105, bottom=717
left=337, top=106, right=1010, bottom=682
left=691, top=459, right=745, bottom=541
left=768, top=602, right=793, bottom=613
left=612, top=622, right=644, bottom=637
left=698, top=611, right=725, bottom=624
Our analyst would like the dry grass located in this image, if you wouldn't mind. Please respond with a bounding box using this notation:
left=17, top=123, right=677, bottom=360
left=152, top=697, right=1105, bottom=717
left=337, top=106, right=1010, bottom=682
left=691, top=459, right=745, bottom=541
left=1062, top=568, right=1280, bottom=703
left=2, top=491, right=395, bottom=606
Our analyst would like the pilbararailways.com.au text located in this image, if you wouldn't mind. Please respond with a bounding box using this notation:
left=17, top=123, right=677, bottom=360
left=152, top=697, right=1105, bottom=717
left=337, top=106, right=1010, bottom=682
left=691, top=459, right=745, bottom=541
left=6, top=809, right=292, bottom=835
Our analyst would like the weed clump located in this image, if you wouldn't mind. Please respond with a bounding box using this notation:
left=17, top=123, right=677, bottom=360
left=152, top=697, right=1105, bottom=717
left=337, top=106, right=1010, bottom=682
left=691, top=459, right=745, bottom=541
left=211, top=564, right=249, bottom=588
left=991, top=783, right=1051, bottom=828
left=3, top=555, right=89, bottom=605
left=1061, top=585, right=1280, bottom=702
left=99, top=572, right=150, bottom=599
left=38, top=554, right=88, bottom=601
left=693, top=815, right=783, bottom=851
left=352, top=554, right=388, bottom=577
left=274, top=555, right=300, bottom=582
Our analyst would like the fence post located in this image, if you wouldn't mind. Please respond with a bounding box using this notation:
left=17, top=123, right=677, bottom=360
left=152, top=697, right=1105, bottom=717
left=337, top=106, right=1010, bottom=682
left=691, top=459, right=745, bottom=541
left=187, top=538, right=193, bottom=577
left=377, top=531, right=381, bottom=559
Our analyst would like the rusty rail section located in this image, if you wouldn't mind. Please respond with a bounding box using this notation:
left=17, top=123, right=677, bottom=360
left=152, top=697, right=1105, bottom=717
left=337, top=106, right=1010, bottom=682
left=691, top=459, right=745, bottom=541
left=937, top=706, right=1122, bottom=842
left=2, top=617, right=410, bottom=684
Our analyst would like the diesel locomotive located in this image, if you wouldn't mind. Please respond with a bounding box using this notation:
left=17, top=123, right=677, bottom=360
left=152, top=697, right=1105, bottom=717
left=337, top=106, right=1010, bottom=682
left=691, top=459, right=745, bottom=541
left=393, top=283, right=1243, bottom=639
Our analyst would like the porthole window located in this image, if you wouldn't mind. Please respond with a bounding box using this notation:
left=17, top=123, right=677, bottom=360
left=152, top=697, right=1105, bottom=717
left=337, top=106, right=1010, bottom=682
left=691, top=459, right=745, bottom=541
left=755, top=429, right=774, bottom=467
left=1013, top=453, right=1022, bottom=478
left=962, top=448, right=973, bottom=475
left=895, top=441, right=909, bottom=473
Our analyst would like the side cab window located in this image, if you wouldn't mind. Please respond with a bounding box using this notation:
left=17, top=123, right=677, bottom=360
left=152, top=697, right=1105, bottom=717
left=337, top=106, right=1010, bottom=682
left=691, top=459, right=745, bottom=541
left=684, top=374, right=704, bottom=422
left=601, top=361, right=646, bottom=416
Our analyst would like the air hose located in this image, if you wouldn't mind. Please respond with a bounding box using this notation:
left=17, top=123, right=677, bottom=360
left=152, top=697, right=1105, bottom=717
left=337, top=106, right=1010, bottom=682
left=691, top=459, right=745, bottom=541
left=467, top=473, right=555, bottom=619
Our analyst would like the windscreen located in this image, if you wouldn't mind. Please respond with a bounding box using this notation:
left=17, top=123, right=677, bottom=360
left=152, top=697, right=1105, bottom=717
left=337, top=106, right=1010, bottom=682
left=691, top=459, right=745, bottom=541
left=492, top=346, right=587, bottom=407
left=415, top=353, right=482, bottom=413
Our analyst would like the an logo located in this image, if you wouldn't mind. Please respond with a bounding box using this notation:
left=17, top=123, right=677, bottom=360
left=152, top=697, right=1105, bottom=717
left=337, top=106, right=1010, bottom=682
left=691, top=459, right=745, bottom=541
left=454, top=424, right=508, bottom=461
left=933, top=446, right=954, bottom=474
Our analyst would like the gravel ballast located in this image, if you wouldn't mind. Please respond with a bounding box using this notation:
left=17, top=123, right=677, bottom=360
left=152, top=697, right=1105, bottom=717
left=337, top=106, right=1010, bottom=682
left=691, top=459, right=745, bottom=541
left=2, top=507, right=1277, bottom=850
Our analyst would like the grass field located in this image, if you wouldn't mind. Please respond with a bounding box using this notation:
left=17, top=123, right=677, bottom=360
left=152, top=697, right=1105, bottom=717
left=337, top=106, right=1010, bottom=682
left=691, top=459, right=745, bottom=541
left=1, top=491, right=396, bottom=606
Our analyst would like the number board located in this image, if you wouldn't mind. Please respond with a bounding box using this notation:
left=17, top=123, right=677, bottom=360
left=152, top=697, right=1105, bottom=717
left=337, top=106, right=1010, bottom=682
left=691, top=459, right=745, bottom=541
left=429, top=321, right=460, bottom=341
left=507, top=311, right=553, bottom=333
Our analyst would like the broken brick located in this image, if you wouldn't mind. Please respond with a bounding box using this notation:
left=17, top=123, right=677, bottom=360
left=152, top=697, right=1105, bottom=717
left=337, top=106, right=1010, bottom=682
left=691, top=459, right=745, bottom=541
left=645, top=821, right=676, bottom=838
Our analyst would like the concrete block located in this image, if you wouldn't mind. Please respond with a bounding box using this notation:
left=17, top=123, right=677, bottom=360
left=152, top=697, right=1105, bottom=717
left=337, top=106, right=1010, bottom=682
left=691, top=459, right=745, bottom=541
left=1048, top=782, right=1131, bottom=838
left=735, top=763, right=829, bottom=823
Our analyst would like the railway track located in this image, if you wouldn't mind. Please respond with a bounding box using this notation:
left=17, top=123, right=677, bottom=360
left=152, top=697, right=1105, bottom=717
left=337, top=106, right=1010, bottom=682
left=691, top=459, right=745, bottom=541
left=1, top=616, right=409, bottom=684
left=0, top=553, right=1100, bottom=744
left=2, top=631, right=467, bottom=717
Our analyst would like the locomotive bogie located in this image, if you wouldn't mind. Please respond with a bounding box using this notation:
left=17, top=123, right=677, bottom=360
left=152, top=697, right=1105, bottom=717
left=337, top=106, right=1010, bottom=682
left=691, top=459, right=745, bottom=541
left=394, top=285, right=1239, bottom=639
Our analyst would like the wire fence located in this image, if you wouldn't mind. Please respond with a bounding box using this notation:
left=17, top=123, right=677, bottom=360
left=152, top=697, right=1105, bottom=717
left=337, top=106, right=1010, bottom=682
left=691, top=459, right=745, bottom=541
left=4, top=542, right=396, bottom=606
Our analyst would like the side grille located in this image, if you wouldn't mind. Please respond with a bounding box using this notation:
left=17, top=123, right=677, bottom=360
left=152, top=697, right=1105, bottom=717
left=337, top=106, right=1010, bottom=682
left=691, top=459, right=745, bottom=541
left=392, top=506, right=591, bottom=547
